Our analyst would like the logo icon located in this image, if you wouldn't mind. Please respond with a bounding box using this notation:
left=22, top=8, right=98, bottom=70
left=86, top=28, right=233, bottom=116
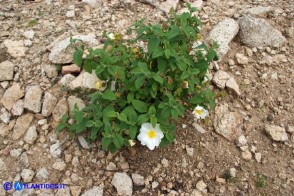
left=3, top=182, right=12, bottom=191
left=14, top=182, right=23, bottom=191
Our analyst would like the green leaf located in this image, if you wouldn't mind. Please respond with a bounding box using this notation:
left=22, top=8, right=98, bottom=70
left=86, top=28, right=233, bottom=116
left=165, top=132, right=174, bottom=142
left=135, top=77, right=144, bottom=89
left=113, top=136, right=123, bottom=149
left=152, top=48, right=164, bottom=58
left=109, top=143, right=117, bottom=153
left=86, top=120, right=94, bottom=127
left=157, top=58, right=167, bottom=72
left=129, top=126, right=137, bottom=139
left=132, top=99, right=147, bottom=113
left=180, top=71, right=190, bottom=80
left=150, top=116, right=157, bottom=127
left=149, top=106, right=156, bottom=115
left=165, top=49, right=171, bottom=59
left=127, top=93, right=134, bottom=103
left=73, top=49, right=83, bottom=66
left=102, top=137, right=112, bottom=150
left=151, top=73, right=163, bottom=84
left=90, top=129, right=99, bottom=141
left=148, top=36, right=160, bottom=54
left=105, top=111, right=117, bottom=118
left=166, top=25, right=180, bottom=39
left=102, top=90, right=116, bottom=101
left=55, top=123, right=67, bottom=132
left=118, top=113, right=128, bottom=122
left=189, top=95, right=206, bottom=105
left=137, top=114, right=149, bottom=124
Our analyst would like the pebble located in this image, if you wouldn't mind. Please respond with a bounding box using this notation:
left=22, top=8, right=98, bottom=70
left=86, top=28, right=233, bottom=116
left=236, top=53, right=249, bottom=64
left=186, top=146, right=194, bottom=157
left=24, top=85, right=43, bottom=113
left=236, top=135, right=247, bottom=147
left=255, top=152, right=262, bottom=163
left=10, top=148, right=22, bottom=157
left=12, top=100, right=24, bottom=116
left=36, top=167, right=49, bottom=181
left=161, top=158, right=169, bottom=167
left=52, top=160, right=67, bottom=171
left=265, top=124, right=288, bottom=141
left=24, top=126, right=38, bottom=144
left=196, top=180, right=207, bottom=192
left=0, top=61, right=14, bottom=81
left=111, top=172, right=133, bottom=196
left=50, top=142, right=62, bottom=158
left=0, top=158, right=7, bottom=171
left=81, top=185, right=104, bottom=196
left=131, top=173, right=145, bottom=186
left=21, top=169, right=35, bottom=183
left=229, top=168, right=236, bottom=177
left=152, top=181, right=159, bottom=189
left=242, top=150, right=252, bottom=160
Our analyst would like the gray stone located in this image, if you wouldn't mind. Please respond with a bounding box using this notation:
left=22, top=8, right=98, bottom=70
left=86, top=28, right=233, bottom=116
left=193, top=123, right=206, bottom=133
left=36, top=167, right=49, bottom=181
left=111, top=172, right=133, bottom=196
left=24, top=85, right=43, bottom=113
left=238, top=15, right=287, bottom=47
left=50, top=142, right=62, bottom=158
left=265, top=124, right=288, bottom=141
left=0, top=158, right=7, bottom=171
left=0, top=83, right=24, bottom=110
left=49, top=35, right=99, bottom=64
left=186, top=146, right=194, bottom=157
left=196, top=180, right=207, bottom=192
left=131, top=173, right=144, bottom=186
left=3, top=39, right=28, bottom=57
left=82, top=0, right=102, bottom=8
left=23, top=30, right=35, bottom=40
left=43, top=64, right=57, bottom=79
left=0, top=61, right=14, bottom=81
left=236, top=135, right=247, bottom=147
left=55, top=187, right=71, bottom=196
left=12, top=99, right=24, bottom=116
left=10, top=148, right=22, bottom=157
left=245, top=6, right=272, bottom=17
left=206, top=18, right=239, bottom=59
left=226, top=77, right=241, bottom=95
left=81, top=185, right=104, bottom=196
left=20, top=152, right=30, bottom=168
left=235, top=53, right=249, bottom=64
left=12, top=113, right=34, bottom=140
left=21, top=169, right=35, bottom=183
left=69, top=71, right=100, bottom=90
left=59, top=74, right=76, bottom=87
left=212, top=70, right=231, bottom=89
left=214, top=104, right=242, bottom=141
left=24, top=126, right=38, bottom=144
left=66, top=10, right=75, bottom=18
left=52, top=160, right=66, bottom=171
left=42, top=92, right=58, bottom=117
left=77, top=135, right=91, bottom=149
left=67, top=96, right=86, bottom=115
left=24, top=39, right=32, bottom=47
left=0, top=108, right=11, bottom=123
left=52, top=98, right=68, bottom=121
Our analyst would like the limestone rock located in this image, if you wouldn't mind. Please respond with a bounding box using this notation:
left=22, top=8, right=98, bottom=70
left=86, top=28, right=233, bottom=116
left=36, top=167, right=49, bottom=181
left=59, top=74, right=76, bottom=88
left=81, top=185, right=104, bottom=196
left=0, top=83, right=24, bottom=110
left=206, top=18, right=239, bottom=59
left=245, top=6, right=272, bottom=17
left=12, top=113, right=34, bottom=140
left=131, top=173, right=144, bottom=186
left=81, top=0, right=102, bottom=8
left=24, top=85, right=43, bottom=113
left=235, top=53, right=249, bottom=65
left=3, top=39, right=28, bottom=58
left=52, top=98, right=68, bottom=121
left=0, top=61, right=14, bottom=81
left=69, top=71, right=100, bottom=90
left=42, top=92, right=58, bottom=117
left=23, top=30, right=35, bottom=40
left=21, top=169, right=35, bottom=183
left=214, top=104, right=242, bottom=141
left=24, top=126, right=38, bottom=144
left=238, top=15, right=287, bottom=47
left=62, top=64, right=81, bottom=75
left=49, top=35, right=99, bottom=64
left=265, top=124, right=288, bottom=141
left=144, top=0, right=180, bottom=14
left=12, top=100, right=24, bottom=116
left=52, top=160, right=66, bottom=171
left=67, top=96, right=86, bottom=115
left=226, top=77, right=241, bottom=95
left=50, top=142, right=62, bottom=158
left=43, top=64, right=58, bottom=79
left=212, top=70, right=231, bottom=89
left=111, top=172, right=133, bottom=196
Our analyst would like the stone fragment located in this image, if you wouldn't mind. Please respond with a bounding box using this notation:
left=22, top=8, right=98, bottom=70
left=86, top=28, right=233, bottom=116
left=81, top=185, right=104, bottom=196
left=24, top=39, right=32, bottom=47
left=144, top=0, right=180, bottom=14
left=43, top=64, right=57, bottom=79
left=151, top=181, right=159, bottom=189
left=21, top=169, right=35, bottom=183
left=0, top=61, right=14, bottom=81
left=3, top=39, right=28, bottom=57
left=229, top=168, right=236, bottom=177
left=238, top=15, right=286, bottom=47
left=77, top=136, right=91, bottom=149
left=67, top=96, right=86, bottom=115
left=52, top=98, right=68, bottom=121
left=161, top=158, right=169, bottom=168
left=214, top=104, right=242, bottom=141
left=24, top=126, right=38, bottom=144
left=236, top=135, right=247, bottom=147
left=49, top=35, right=99, bottom=64
left=226, top=77, right=241, bottom=95
left=212, top=70, right=231, bottom=89
left=0, top=158, right=6, bottom=171
left=242, top=150, right=252, bottom=160
left=206, top=18, right=239, bottom=59
left=10, top=148, right=22, bottom=157
left=0, top=83, right=24, bottom=110
left=69, top=71, right=100, bottom=90
left=111, top=172, right=133, bottom=196
left=70, top=186, right=82, bottom=196
left=82, top=0, right=102, bottom=8
left=56, top=187, right=71, bottom=196
left=192, top=123, right=206, bottom=133
left=186, top=146, right=194, bottom=157
left=265, top=124, right=288, bottom=141
left=255, top=152, right=262, bottom=163
left=62, top=64, right=81, bottom=75
left=42, top=92, right=58, bottom=117
left=24, top=85, right=43, bottom=113
left=196, top=180, right=207, bottom=192
left=20, top=152, right=30, bottom=168
left=36, top=167, right=49, bottom=181
left=235, top=53, right=249, bottom=65
left=12, top=100, right=24, bottom=116
left=245, top=6, right=272, bottom=17
left=12, top=113, right=34, bottom=140
left=52, top=160, right=66, bottom=171
left=59, top=74, right=76, bottom=87
left=23, top=30, right=35, bottom=40
left=50, top=142, right=62, bottom=158
left=131, top=173, right=144, bottom=186
left=0, top=108, right=10, bottom=123
left=66, top=10, right=75, bottom=18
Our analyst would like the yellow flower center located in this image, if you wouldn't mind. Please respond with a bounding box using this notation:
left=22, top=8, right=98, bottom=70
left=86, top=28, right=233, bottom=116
left=148, top=130, right=156, bottom=139
left=95, top=81, right=102, bottom=90
left=195, top=109, right=203, bottom=115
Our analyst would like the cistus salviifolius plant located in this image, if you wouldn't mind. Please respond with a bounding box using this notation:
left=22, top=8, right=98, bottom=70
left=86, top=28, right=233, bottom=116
left=57, top=4, right=218, bottom=153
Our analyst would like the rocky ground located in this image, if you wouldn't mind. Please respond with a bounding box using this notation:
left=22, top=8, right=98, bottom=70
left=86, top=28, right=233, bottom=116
left=0, top=0, right=293, bottom=195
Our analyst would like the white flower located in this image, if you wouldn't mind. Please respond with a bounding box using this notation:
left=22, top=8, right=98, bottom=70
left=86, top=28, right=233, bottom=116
left=108, top=33, right=115, bottom=40
left=137, top=123, right=164, bottom=150
left=192, top=105, right=209, bottom=119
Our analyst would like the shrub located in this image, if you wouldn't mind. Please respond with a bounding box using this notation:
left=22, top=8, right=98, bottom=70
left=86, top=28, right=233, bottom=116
left=57, top=4, right=217, bottom=153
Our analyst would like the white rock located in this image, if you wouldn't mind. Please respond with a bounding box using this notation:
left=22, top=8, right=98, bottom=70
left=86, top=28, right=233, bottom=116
left=82, top=0, right=102, bottom=8
left=43, top=64, right=57, bottom=79
left=77, top=135, right=91, bottom=149
left=238, top=15, right=286, bottom=47
left=67, top=96, right=86, bottom=115
left=66, top=10, right=75, bottom=18
left=229, top=168, right=236, bottom=177
left=144, top=0, right=180, bottom=14
left=236, top=135, right=247, bottom=147
left=69, top=71, right=100, bottom=90
left=106, top=162, right=117, bottom=171
left=186, top=146, right=194, bottom=157
left=81, top=185, right=104, bottom=196
left=192, top=123, right=206, bottom=133
left=36, top=167, right=49, bottom=181
left=50, top=142, right=62, bottom=158
left=0, top=108, right=11, bottom=123
left=49, top=34, right=99, bottom=64
left=212, top=70, right=231, bottom=89
left=24, top=126, right=38, bottom=144
left=151, top=181, right=159, bottom=189
left=226, top=77, right=241, bottom=95
left=24, top=85, right=43, bottom=113
left=12, top=113, right=34, bottom=140
left=56, top=187, right=71, bottom=196
left=111, top=172, right=133, bottom=196
left=0, top=61, right=14, bottom=81
left=12, top=100, right=24, bottom=116
left=24, top=40, right=32, bottom=47
left=214, top=104, right=242, bottom=141
left=0, top=83, right=24, bottom=110
left=59, top=74, right=76, bottom=87
left=42, top=92, right=58, bottom=117
left=273, top=54, right=287, bottom=63
left=255, top=152, right=262, bottom=163
left=196, top=180, right=207, bottom=192
left=286, top=125, right=294, bottom=133
left=245, top=6, right=272, bottom=17
left=206, top=18, right=239, bottom=59
left=3, top=39, right=28, bottom=57
left=0, top=158, right=7, bottom=171
left=10, top=148, right=22, bottom=157
left=52, top=98, right=68, bottom=121
left=265, top=124, right=288, bottom=141
left=52, top=160, right=66, bottom=171
left=131, top=173, right=144, bottom=186
left=242, top=150, right=252, bottom=160
left=191, top=189, right=203, bottom=196
left=235, top=53, right=249, bottom=64
left=20, top=152, right=30, bottom=168
left=23, top=30, right=35, bottom=40
left=161, top=158, right=169, bottom=167
left=21, top=169, right=35, bottom=183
